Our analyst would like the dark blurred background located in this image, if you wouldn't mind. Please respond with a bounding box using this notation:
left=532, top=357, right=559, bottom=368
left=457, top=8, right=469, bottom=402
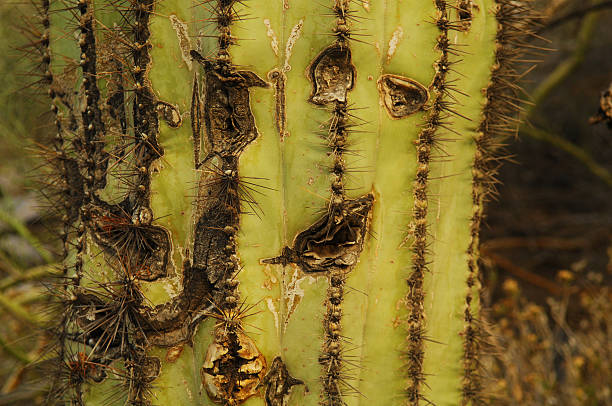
left=0, top=1, right=610, bottom=405
left=480, top=1, right=612, bottom=403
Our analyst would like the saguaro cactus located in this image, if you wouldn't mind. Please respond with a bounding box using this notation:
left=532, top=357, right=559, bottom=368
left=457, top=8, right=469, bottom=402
left=30, top=0, right=534, bottom=404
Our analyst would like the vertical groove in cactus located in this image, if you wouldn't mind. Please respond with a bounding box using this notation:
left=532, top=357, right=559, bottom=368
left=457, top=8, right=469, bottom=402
left=31, top=0, right=534, bottom=404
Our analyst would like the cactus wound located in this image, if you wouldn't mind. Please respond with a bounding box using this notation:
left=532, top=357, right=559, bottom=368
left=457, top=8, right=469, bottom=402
left=263, top=195, right=374, bottom=273
left=268, top=68, right=288, bottom=139
left=259, top=357, right=304, bottom=406
left=89, top=204, right=171, bottom=281
left=191, top=50, right=268, bottom=165
left=378, top=74, right=429, bottom=119
left=192, top=195, right=237, bottom=286
left=127, top=44, right=271, bottom=350
left=155, top=101, right=183, bottom=128
left=457, top=0, right=476, bottom=31
left=138, top=356, right=162, bottom=383
left=308, top=44, right=355, bottom=105
left=201, top=329, right=267, bottom=405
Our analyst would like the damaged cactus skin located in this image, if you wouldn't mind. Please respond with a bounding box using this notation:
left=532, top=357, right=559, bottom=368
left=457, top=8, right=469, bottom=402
left=35, top=0, right=532, bottom=404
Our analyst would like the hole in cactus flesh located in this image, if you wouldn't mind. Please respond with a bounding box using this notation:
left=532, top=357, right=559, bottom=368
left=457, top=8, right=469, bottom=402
left=308, top=43, right=355, bottom=105
left=191, top=50, right=268, bottom=160
left=456, top=0, right=477, bottom=31
left=377, top=74, right=429, bottom=119
left=262, top=194, right=374, bottom=273
left=156, top=101, right=182, bottom=128
left=201, top=329, right=267, bottom=404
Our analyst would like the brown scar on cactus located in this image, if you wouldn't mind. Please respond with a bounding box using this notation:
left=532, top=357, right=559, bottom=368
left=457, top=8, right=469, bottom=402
left=377, top=74, right=429, bottom=119
left=191, top=74, right=203, bottom=168
left=268, top=68, right=288, bottom=139
left=308, top=43, right=355, bottom=105
left=262, top=194, right=374, bottom=273
left=258, top=357, right=305, bottom=406
left=201, top=329, right=267, bottom=405
left=386, top=26, right=404, bottom=63
left=169, top=14, right=193, bottom=70
left=88, top=203, right=172, bottom=281
left=190, top=50, right=268, bottom=166
left=139, top=356, right=162, bottom=382
left=156, top=100, right=182, bottom=128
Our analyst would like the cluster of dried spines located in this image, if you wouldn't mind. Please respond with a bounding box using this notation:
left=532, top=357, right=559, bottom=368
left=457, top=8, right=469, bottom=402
left=211, top=0, right=240, bottom=59
left=45, top=347, right=110, bottom=406
left=405, top=0, right=466, bottom=403
left=31, top=0, right=170, bottom=404
left=43, top=276, right=151, bottom=404
left=463, top=0, right=539, bottom=403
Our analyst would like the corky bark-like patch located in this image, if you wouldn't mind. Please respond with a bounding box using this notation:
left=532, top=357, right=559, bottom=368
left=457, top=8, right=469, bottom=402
left=259, top=357, right=304, bottom=406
